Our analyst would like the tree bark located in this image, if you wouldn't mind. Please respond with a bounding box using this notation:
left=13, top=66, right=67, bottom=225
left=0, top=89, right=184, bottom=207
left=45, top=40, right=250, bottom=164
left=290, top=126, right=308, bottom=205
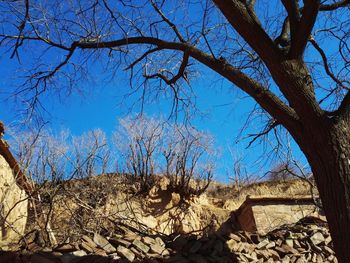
left=292, top=118, right=350, bottom=262
left=265, top=58, right=350, bottom=261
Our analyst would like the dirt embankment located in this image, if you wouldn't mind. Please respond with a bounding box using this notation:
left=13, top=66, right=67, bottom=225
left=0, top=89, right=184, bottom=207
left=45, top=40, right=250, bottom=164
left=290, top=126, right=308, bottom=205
left=35, top=175, right=314, bottom=245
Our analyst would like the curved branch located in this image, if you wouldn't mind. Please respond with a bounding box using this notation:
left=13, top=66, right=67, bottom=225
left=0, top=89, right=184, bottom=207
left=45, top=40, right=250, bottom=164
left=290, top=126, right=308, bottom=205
left=212, top=0, right=281, bottom=64
left=246, top=119, right=279, bottom=148
left=144, top=51, right=190, bottom=85
left=10, top=0, right=30, bottom=59
left=310, top=38, right=349, bottom=91
left=124, top=47, right=162, bottom=70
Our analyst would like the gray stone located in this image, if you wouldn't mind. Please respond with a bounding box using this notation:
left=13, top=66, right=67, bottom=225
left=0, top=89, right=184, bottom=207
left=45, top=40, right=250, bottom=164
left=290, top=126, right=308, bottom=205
left=276, top=244, right=300, bottom=255
left=295, top=255, right=307, bottom=263
left=132, top=239, right=150, bottom=253
left=325, top=235, right=332, bottom=245
left=316, top=254, right=324, bottom=263
left=54, top=244, right=76, bottom=253
left=71, top=250, right=87, bottom=257
left=150, top=242, right=166, bottom=255
left=109, top=237, right=132, bottom=248
left=82, top=235, right=97, bottom=248
left=286, top=239, right=294, bottom=248
left=93, top=233, right=116, bottom=253
left=229, top=233, right=241, bottom=242
left=0, top=154, right=28, bottom=247
left=155, top=237, right=166, bottom=247
left=267, top=249, right=281, bottom=260
left=324, top=246, right=334, bottom=255
left=310, top=232, right=324, bottom=246
left=80, top=242, right=94, bottom=253
left=226, top=239, right=237, bottom=252
left=143, top=236, right=155, bottom=245
left=109, top=252, right=121, bottom=259
left=117, top=245, right=135, bottom=262
left=131, top=246, right=144, bottom=258
left=257, top=239, right=270, bottom=249
left=282, top=255, right=291, bottom=263
left=124, top=232, right=141, bottom=242
left=266, top=241, right=276, bottom=249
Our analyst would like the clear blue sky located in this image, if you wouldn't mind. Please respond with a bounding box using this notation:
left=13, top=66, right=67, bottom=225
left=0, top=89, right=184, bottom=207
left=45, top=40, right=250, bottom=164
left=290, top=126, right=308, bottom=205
left=0, top=55, right=306, bottom=182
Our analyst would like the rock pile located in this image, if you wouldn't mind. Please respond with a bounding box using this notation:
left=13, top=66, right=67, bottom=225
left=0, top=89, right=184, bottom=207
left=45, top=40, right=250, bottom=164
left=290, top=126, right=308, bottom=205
left=0, top=217, right=337, bottom=263
left=163, top=217, right=336, bottom=263
left=225, top=219, right=336, bottom=263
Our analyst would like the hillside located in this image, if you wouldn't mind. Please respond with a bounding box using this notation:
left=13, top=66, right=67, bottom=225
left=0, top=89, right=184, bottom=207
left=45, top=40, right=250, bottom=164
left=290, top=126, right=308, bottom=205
left=34, top=175, right=315, bottom=242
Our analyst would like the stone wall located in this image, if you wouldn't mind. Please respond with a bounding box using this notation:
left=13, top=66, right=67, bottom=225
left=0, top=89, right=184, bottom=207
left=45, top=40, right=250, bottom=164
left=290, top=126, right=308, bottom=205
left=252, top=202, right=317, bottom=234
left=235, top=196, right=323, bottom=234
left=0, top=154, right=28, bottom=248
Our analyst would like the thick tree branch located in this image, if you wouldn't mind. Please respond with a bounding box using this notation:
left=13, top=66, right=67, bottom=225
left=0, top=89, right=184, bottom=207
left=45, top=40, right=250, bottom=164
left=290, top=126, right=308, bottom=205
left=281, top=0, right=300, bottom=41
left=275, top=17, right=291, bottom=47
left=289, top=0, right=320, bottom=58
left=212, top=0, right=281, bottom=64
left=212, top=0, right=322, bottom=121
left=337, top=91, right=350, bottom=118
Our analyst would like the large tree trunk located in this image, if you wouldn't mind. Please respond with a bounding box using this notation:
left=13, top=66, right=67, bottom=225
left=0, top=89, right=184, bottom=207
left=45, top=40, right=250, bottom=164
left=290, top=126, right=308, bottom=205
left=295, top=119, right=350, bottom=262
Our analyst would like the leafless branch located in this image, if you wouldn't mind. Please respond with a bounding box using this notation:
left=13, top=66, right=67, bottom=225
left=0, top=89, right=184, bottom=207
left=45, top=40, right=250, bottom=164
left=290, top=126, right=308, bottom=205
left=320, top=0, right=350, bottom=11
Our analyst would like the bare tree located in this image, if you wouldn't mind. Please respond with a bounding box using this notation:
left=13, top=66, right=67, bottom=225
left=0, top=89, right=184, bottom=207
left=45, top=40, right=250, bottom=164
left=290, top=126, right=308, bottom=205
left=113, top=115, right=164, bottom=192
left=10, top=129, right=71, bottom=246
left=1, top=0, right=350, bottom=259
left=72, top=129, right=111, bottom=179
left=163, top=124, right=215, bottom=198
left=10, top=127, right=113, bottom=244
left=226, top=147, right=254, bottom=193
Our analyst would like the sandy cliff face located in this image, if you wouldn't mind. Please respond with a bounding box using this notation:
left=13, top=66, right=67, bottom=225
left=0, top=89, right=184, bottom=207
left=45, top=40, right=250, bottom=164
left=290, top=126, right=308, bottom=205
left=45, top=176, right=231, bottom=242
left=0, top=155, right=28, bottom=247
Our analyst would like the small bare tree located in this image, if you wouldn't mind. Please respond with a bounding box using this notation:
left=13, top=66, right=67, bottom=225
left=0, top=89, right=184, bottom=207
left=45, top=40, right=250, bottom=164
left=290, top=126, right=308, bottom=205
left=113, top=116, right=164, bottom=192
left=72, top=129, right=111, bottom=179
left=11, top=128, right=113, bottom=244
left=163, top=125, right=215, bottom=198
left=226, top=147, right=254, bottom=194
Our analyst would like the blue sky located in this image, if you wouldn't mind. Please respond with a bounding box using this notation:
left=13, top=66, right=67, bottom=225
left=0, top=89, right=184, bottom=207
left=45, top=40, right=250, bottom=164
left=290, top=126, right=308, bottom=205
left=0, top=54, right=306, bottom=182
